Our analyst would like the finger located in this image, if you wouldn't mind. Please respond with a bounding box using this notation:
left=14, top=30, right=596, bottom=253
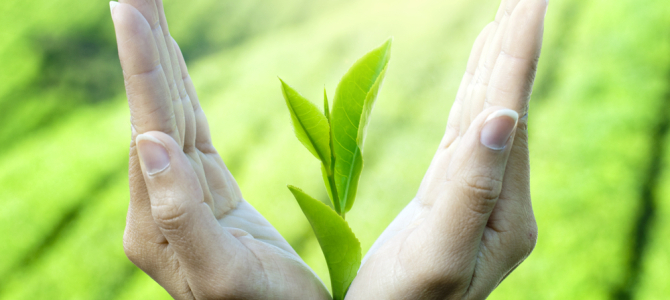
left=133, top=0, right=213, bottom=219
left=169, top=37, right=198, bottom=154
left=135, top=132, right=248, bottom=278
left=465, top=1, right=548, bottom=295
left=469, top=18, right=509, bottom=123
left=497, top=0, right=522, bottom=22
left=155, top=0, right=188, bottom=147
left=459, top=17, right=510, bottom=136
left=111, top=2, right=178, bottom=248
left=171, top=38, right=240, bottom=220
left=172, top=38, right=217, bottom=154
left=417, top=24, right=494, bottom=202
left=119, top=0, right=183, bottom=145
left=479, top=0, right=546, bottom=273
left=111, top=2, right=178, bottom=140
left=439, top=23, right=495, bottom=151
left=487, top=116, right=533, bottom=234
left=459, top=0, right=525, bottom=136
left=484, top=0, right=546, bottom=238
left=458, top=26, right=494, bottom=137
left=485, top=0, right=547, bottom=115
left=422, top=107, right=518, bottom=275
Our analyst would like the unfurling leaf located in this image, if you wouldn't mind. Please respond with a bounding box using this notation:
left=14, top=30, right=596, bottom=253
left=331, top=39, right=392, bottom=213
left=288, top=185, right=361, bottom=300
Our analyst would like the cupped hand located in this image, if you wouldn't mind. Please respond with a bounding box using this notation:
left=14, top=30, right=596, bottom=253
left=346, top=0, right=546, bottom=299
left=111, top=1, right=330, bottom=299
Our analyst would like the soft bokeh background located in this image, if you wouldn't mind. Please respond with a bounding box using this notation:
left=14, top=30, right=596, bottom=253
left=1, top=0, right=669, bottom=299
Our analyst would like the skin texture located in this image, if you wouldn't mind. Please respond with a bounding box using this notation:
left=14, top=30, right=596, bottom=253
left=112, top=0, right=546, bottom=298
left=345, top=0, right=547, bottom=299
left=110, top=1, right=331, bottom=299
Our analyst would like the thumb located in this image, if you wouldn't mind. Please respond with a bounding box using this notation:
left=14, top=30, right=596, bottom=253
left=427, top=106, right=518, bottom=270
left=135, top=132, right=243, bottom=270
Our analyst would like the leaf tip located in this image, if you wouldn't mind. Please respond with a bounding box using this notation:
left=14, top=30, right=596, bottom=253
left=380, top=38, right=393, bottom=58
left=278, top=77, right=288, bottom=87
left=287, top=185, right=305, bottom=196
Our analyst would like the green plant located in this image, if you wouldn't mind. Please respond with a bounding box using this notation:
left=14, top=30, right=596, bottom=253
left=279, top=38, right=392, bottom=300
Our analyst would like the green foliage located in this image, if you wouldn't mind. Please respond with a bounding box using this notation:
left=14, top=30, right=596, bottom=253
left=288, top=186, right=361, bottom=300
left=280, top=40, right=391, bottom=298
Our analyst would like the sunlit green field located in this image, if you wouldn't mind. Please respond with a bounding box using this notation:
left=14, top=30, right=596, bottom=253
left=1, top=0, right=669, bottom=299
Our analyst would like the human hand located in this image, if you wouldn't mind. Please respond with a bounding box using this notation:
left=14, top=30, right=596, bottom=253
left=346, top=0, right=546, bottom=299
left=110, top=1, right=330, bottom=299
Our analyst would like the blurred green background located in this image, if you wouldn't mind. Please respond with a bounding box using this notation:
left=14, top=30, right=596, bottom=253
left=1, top=0, right=669, bottom=299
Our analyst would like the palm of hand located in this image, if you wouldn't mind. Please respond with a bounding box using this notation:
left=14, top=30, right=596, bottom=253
left=347, top=0, right=546, bottom=299
left=113, top=0, right=328, bottom=299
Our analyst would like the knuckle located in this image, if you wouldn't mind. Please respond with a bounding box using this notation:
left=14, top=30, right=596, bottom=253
left=151, top=202, right=189, bottom=230
left=461, top=174, right=503, bottom=201
left=453, top=175, right=503, bottom=215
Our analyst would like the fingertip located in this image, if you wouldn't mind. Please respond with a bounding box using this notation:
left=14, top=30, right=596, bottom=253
left=110, top=2, right=138, bottom=25
left=110, top=1, right=119, bottom=17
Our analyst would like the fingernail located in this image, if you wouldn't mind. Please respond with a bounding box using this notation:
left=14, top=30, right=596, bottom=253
left=110, top=1, right=118, bottom=16
left=137, top=134, right=170, bottom=175
left=480, top=109, right=518, bottom=150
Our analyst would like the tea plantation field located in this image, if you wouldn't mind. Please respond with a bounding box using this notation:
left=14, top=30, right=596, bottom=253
left=0, top=0, right=668, bottom=299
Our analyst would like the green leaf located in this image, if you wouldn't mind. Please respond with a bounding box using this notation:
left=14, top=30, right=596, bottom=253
left=331, top=38, right=392, bottom=213
left=288, top=186, right=362, bottom=300
left=280, top=78, right=332, bottom=169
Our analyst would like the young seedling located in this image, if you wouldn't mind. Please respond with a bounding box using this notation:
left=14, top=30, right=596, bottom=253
left=279, top=39, right=392, bottom=300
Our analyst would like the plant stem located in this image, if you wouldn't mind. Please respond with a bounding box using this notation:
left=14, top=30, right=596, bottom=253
left=326, top=169, right=342, bottom=215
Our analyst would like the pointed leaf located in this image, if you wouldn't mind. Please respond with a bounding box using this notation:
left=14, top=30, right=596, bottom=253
left=280, top=79, right=332, bottom=169
left=288, top=186, right=361, bottom=300
left=331, top=39, right=392, bottom=213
